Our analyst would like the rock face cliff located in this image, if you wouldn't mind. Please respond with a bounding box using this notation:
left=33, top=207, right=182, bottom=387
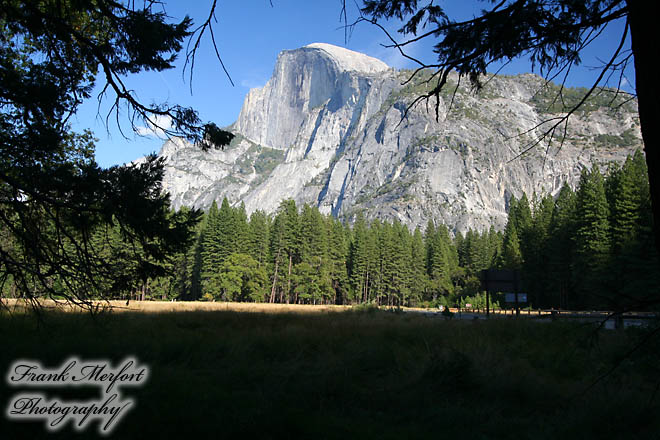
left=158, top=43, right=642, bottom=232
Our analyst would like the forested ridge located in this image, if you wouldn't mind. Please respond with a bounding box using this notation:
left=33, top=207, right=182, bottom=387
left=2, top=151, right=656, bottom=312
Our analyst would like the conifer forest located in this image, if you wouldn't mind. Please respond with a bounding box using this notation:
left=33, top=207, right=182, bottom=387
left=5, top=151, right=650, bottom=313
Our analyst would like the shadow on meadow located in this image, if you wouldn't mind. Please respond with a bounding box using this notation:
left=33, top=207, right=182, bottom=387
left=1, top=306, right=658, bottom=439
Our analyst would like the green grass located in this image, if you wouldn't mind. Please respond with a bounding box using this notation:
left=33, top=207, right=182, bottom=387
left=1, top=308, right=658, bottom=439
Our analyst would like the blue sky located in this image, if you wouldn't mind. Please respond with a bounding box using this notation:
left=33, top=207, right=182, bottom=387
left=73, top=1, right=633, bottom=168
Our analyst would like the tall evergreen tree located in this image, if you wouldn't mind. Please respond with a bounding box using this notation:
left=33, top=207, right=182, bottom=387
left=573, top=166, right=611, bottom=308
left=514, top=193, right=533, bottom=235
left=269, top=211, right=286, bottom=303
left=248, top=210, right=271, bottom=267
left=523, top=193, right=554, bottom=307
left=200, top=200, right=220, bottom=296
left=269, top=200, right=299, bottom=303
left=546, top=184, right=578, bottom=309
left=501, top=221, right=523, bottom=270
left=327, top=217, right=349, bottom=304
left=426, top=222, right=455, bottom=301
left=299, top=204, right=328, bottom=264
left=382, top=221, right=410, bottom=306
left=215, top=253, right=267, bottom=302
left=189, top=228, right=205, bottom=301
left=200, top=198, right=240, bottom=298
left=233, top=202, right=250, bottom=255
left=217, top=197, right=237, bottom=262
left=409, top=227, right=427, bottom=306
left=296, top=204, right=331, bottom=304
left=501, top=195, right=524, bottom=270
left=370, top=219, right=387, bottom=304
left=348, top=214, right=377, bottom=304
left=606, top=151, right=659, bottom=310
left=486, top=225, right=503, bottom=270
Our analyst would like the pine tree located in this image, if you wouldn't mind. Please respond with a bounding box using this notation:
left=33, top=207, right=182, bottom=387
left=515, top=193, right=533, bottom=235
left=546, top=184, right=577, bottom=309
left=269, top=212, right=286, bottom=303
left=606, top=151, right=659, bottom=310
left=216, top=197, right=237, bottom=262
left=517, top=193, right=552, bottom=307
left=189, top=229, right=205, bottom=301
left=293, top=260, right=332, bottom=305
left=269, top=200, right=299, bottom=303
left=157, top=207, right=198, bottom=301
left=425, top=222, right=455, bottom=302
left=297, top=204, right=331, bottom=304
left=348, top=215, right=366, bottom=303
left=327, top=217, right=349, bottom=304
left=371, top=219, right=387, bottom=305
left=383, top=221, right=411, bottom=307
left=200, top=200, right=221, bottom=297
left=200, top=198, right=237, bottom=297
left=248, top=210, right=271, bottom=267
left=299, top=204, right=328, bottom=264
left=461, top=229, right=479, bottom=272
left=501, top=193, right=531, bottom=271
left=501, top=221, right=523, bottom=270
left=233, top=202, right=250, bottom=255
left=348, top=214, right=376, bottom=304
left=454, top=230, right=465, bottom=267
left=409, top=227, right=427, bottom=306
left=486, top=225, right=503, bottom=269
left=573, top=166, right=611, bottom=308
left=215, top=253, right=266, bottom=302
left=609, top=156, right=647, bottom=252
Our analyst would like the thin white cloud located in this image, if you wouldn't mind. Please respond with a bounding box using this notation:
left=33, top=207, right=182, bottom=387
left=136, top=114, right=172, bottom=139
left=240, top=78, right=268, bottom=89
left=381, top=48, right=413, bottom=70
left=240, top=69, right=269, bottom=90
left=358, top=36, right=428, bottom=71
left=241, top=79, right=266, bottom=89
left=619, top=77, right=635, bottom=92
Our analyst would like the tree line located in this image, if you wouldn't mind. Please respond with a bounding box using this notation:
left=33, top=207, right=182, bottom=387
left=2, top=151, right=656, bottom=311
left=136, top=150, right=659, bottom=311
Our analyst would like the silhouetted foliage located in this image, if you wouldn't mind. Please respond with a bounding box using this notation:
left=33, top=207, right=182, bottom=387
left=0, top=1, right=233, bottom=307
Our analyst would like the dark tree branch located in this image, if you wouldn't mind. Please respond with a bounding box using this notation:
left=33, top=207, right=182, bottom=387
left=507, top=19, right=630, bottom=163
left=184, top=0, right=234, bottom=93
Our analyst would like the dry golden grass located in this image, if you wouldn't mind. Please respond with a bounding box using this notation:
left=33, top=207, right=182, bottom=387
left=0, top=297, right=562, bottom=318
left=118, top=300, right=353, bottom=314
left=0, top=298, right=353, bottom=314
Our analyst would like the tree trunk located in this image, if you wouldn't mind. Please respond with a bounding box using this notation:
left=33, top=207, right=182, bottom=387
left=286, top=253, right=292, bottom=304
left=628, top=1, right=660, bottom=257
left=270, top=249, right=280, bottom=303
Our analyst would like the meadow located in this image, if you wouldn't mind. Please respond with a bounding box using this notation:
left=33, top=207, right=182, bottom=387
left=1, top=301, right=658, bottom=439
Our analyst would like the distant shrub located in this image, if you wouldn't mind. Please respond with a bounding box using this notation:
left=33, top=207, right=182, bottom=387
left=352, top=302, right=380, bottom=314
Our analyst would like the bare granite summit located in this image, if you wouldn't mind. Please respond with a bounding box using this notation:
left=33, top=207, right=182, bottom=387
left=304, top=43, right=390, bottom=73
